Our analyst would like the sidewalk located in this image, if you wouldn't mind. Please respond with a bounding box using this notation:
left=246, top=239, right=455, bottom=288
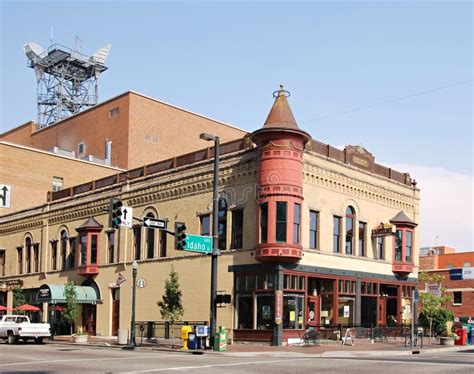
left=46, top=335, right=474, bottom=358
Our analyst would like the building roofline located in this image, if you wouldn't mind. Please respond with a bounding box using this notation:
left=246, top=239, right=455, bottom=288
left=2, top=90, right=248, bottom=137
left=0, top=120, right=35, bottom=138
left=0, top=141, right=125, bottom=171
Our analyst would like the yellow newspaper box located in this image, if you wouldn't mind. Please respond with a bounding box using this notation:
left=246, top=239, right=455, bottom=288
left=181, top=325, right=193, bottom=350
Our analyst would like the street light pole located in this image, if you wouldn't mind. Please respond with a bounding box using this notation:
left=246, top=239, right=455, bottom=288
left=129, top=260, right=138, bottom=348
left=199, top=133, right=220, bottom=345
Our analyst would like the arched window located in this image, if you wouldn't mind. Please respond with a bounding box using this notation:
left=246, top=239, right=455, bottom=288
left=25, top=237, right=32, bottom=274
left=146, top=212, right=155, bottom=259
left=218, top=198, right=228, bottom=251
left=345, top=206, right=355, bottom=255
left=60, top=230, right=68, bottom=270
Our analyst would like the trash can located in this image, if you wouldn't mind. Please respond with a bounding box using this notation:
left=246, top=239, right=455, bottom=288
left=117, top=329, right=128, bottom=345
left=455, top=327, right=467, bottom=345
left=213, top=326, right=227, bottom=351
left=188, top=332, right=197, bottom=350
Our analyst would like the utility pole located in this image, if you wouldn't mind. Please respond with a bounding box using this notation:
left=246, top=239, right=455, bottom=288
left=199, top=133, right=220, bottom=347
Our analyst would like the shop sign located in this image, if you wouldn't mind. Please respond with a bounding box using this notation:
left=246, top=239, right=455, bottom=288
left=371, top=223, right=394, bottom=237
left=450, top=268, right=463, bottom=280
left=274, top=290, right=283, bottom=325
left=262, top=305, right=271, bottom=319
left=37, top=287, right=51, bottom=301
left=0, top=279, right=23, bottom=290
left=343, top=305, right=350, bottom=318
left=426, top=283, right=441, bottom=297
left=463, top=267, right=474, bottom=280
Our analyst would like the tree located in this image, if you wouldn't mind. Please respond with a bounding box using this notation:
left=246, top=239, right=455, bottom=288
left=157, top=266, right=184, bottom=347
left=63, top=282, right=79, bottom=335
left=13, top=287, right=26, bottom=315
left=418, top=272, right=453, bottom=346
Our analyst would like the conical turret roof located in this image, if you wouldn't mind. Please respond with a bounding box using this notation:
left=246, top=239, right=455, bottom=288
left=263, top=85, right=300, bottom=130
left=251, top=85, right=310, bottom=143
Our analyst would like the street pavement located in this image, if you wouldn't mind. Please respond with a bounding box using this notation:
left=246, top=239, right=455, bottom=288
left=0, top=342, right=473, bottom=373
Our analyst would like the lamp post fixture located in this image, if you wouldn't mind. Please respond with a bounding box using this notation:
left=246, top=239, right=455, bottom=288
left=129, top=260, right=138, bottom=348
left=199, top=132, right=220, bottom=345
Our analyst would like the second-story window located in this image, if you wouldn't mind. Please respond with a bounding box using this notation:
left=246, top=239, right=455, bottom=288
left=231, top=209, right=244, bottom=249
left=133, top=226, right=141, bottom=260
left=108, top=231, right=115, bottom=264
left=376, top=236, right=384, bottom=260
left=345, top=206, right=355, bottom=255
left=69, top=237, right=76, bottom=268
left=61, top=230, right=68, bottom=270
left=358, top=222, right=366, bottom=256
left=90, top=235, right=98, bottom=264
left=160, top=231, right=167, bottom=258
left=145, top=213, right=155, bottom=259
left=293, top=203, right=301, bottom=244
left=33, top=243, right=39, bottom=272
left=25, top=237, right=32, bottom=274
left=79, top=235, right=87, bottom=266
left=200, top=214, right=211, bottom=236
left=406, top=231, right=413, bottom=262
left=260, top=203, right=268, bottom=244
left=309, top=210, right=318, bottom=249
left=17, top=247, right=23, bottom=274
left=333, top=216, right=341, bottom=253
left=218, top=198, right=228, bottom=251
left=0, top=250, right=5, bottom=276
left=276, top=201, right=287, bottom=243
left=51, top=241, right=58, bottom=270
left=395, top=230, right=403, bottom=262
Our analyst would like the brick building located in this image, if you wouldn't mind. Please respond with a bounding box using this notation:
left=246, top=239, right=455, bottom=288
left=419, top=246, right=474, bottom=322
left=0, top=87, right=420, bottom=345
left=0, top=91, right=247, bottom=170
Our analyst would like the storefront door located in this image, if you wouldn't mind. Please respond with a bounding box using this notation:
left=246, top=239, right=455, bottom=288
left=111, top=289, right=120, bottom=336
left=82, top=304, right=96, bottom=335
left=377, top=299, right=386, bottom=325
left=306, top=296, right=320, bottom=328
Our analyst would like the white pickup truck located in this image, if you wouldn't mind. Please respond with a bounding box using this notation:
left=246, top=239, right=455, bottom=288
left=0, top=315, right=50, bottom=344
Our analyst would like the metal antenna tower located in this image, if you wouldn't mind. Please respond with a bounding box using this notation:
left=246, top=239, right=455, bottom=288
left=24, top=41, right=111, bottom=129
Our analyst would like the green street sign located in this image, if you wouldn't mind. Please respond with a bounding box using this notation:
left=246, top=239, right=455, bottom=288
left=185, top=234, right=212, bottom=254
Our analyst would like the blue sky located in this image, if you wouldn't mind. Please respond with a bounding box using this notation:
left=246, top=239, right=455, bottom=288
left=1, top=1, right=472, bottom=250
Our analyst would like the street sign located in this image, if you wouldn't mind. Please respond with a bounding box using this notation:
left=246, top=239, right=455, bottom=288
left=414, top=289, right=419, bottom=303
left=143, top=217, right=167, bottom=229
left=0, top=184, right=11, bottom=208
left=184, top=234, right=212, bottom=254
left=121, top=206, right=133, bottom=228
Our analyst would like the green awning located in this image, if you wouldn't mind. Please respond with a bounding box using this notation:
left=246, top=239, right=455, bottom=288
left=37, top=284, right=98, bottom=304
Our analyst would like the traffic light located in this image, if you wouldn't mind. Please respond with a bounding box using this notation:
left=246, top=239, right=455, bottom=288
left=174, top=222, right=186, bottom=250
left=109, top=198, right=123, bottom=229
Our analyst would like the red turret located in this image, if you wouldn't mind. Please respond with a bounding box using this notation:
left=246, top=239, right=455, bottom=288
left=250, top=86, right=310, bottom=263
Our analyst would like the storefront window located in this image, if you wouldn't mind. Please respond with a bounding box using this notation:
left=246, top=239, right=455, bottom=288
left=256, top=293, right=274, bottom=329
left=283, top=293, right=304, bottom=329
left=338, top=297, right=355, bottom=326
left=320, top=293, right=334, bottom=325
left=236, top=295, right=253, bottom=329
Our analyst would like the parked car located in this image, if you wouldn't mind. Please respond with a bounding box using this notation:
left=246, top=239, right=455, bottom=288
left=0, top=315, right=50, bottom=344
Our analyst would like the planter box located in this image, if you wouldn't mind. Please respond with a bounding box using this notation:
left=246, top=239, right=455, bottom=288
left=72, top=335, right=88, bottom=344
left=440, top=337, right=455, bottom=346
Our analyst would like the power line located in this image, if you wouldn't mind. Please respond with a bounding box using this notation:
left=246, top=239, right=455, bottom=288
left=300, top=79, right=473, bottom=124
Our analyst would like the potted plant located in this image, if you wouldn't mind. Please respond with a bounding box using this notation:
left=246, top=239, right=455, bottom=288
left=72, top=326, right=89, bottom=343
left=439, top=321, right=456, bottom=346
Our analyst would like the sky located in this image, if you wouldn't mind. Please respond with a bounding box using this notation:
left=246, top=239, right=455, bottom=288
left=0, top=1, right=472, bottom=251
